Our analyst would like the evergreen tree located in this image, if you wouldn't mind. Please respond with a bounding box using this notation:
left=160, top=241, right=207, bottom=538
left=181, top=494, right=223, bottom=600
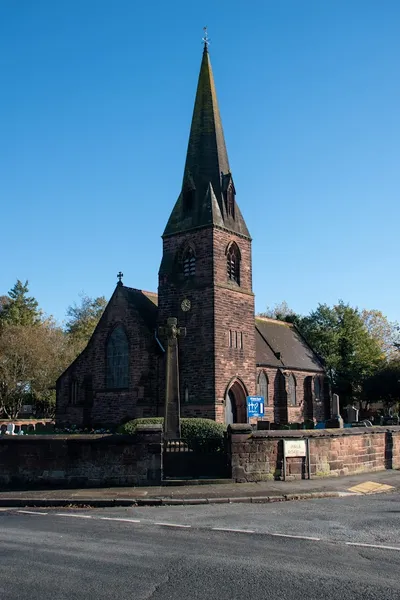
left=0, top=280, right=41, bottom=326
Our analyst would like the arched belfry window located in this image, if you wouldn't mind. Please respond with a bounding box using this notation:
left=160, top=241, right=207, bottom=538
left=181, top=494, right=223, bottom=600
left=227, top=242, right=240, bottom=285
left=257, top=372, right=269, bottom=404
left=183, top=246, right=196, bottom=277
left=106, top=326, right=129, bottom=389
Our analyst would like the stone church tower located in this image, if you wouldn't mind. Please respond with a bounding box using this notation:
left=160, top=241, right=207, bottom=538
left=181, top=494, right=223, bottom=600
left=157, top=43, right=256, bottom=423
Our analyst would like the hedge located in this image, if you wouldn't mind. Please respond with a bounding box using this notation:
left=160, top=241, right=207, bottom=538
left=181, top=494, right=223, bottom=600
left=119, top=417, right=226, bottom=451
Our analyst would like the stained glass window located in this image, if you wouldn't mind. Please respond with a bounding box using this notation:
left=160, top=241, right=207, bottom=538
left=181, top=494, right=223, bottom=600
left=106, top=326, right=129, bottom=389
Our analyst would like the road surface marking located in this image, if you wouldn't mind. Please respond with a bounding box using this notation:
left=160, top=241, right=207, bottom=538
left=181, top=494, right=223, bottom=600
left=269, top=533, right=321, bottom=541
left=348, top=482, right=395, bottom=495
left=18, top=510, right=48, bottom=516
left=212, top=527, right=255, bottom=534
left=99, top=517, right=141, bottom=523
left=154, top=522, right=191, bottom=528
left=346, top=542, right=400, bottom=551
left=56, top=513, right=93, bottom=519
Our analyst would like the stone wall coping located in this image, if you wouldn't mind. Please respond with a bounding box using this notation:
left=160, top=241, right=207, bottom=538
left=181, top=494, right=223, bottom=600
left=0, top=434, right=141, bottom=444
left=228, top=424, right=253, bottom=434
left=0, top=419, right=54, bottom=424
left=250, top=426, right=400, bottom=440
left=135, top=424, right=163, bottom=433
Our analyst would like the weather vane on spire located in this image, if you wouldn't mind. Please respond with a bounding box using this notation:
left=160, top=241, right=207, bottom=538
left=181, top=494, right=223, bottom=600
left=202, top=26, right=209, bottom=49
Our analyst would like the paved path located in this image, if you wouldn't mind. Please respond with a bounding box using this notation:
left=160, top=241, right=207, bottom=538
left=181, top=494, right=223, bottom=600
left=1, top=494, right=400, bottom=599
left=1, top=469, right=400, bottom=506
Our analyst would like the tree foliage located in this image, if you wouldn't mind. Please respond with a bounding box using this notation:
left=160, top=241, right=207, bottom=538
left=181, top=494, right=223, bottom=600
left=360, top=309, right=400, bottom=359
left=363, top=359, right=400, bottom=411
left=0, top=280, right=41, bottom=326
left=0, top=321, right=76, bottom=418
left=258, top=301, right=299, bottom=323
left=65, top=294, right=107, bottom=351
left=299, top=302, right=384, bottom=405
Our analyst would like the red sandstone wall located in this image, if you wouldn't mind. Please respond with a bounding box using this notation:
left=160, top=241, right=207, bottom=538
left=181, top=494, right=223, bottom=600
left=56, top=286, right=159, bottom=428
left=0, top=427, right=162, bottom=488
left=229, top=426, right=400, bottom=482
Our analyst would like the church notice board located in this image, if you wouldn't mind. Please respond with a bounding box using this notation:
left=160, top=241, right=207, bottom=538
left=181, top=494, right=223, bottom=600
left=282, top=439, right=311, bottom=480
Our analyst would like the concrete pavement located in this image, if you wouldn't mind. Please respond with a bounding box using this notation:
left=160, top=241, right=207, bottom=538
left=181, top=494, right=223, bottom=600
left=1, top=469, right=400, bottom=507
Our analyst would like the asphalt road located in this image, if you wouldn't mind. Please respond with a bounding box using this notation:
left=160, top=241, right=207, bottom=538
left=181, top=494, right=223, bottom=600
left=1, top=494, right=400, bottom=599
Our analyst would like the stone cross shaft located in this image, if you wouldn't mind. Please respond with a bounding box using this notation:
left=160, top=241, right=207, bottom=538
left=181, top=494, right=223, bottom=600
left=158, top=317, right=186, bottom=440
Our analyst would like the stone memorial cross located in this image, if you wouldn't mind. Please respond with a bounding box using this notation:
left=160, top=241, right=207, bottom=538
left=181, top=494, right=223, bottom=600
left=158, top=317, right=186, bottom=440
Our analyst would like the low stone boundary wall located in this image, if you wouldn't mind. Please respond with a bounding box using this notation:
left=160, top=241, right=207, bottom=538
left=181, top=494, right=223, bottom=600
left=228, top=425, right=400, bottom=482
left=0, top=425, right=162, bottom=489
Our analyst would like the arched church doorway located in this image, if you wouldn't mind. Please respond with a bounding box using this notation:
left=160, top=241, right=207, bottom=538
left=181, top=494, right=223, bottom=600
left=225, top=379, right=248, bottom=425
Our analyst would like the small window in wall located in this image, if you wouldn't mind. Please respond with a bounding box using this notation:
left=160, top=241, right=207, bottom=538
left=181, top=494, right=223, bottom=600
left=257, top=372, right=268, bottom=404
left=184, top=387, right=189, bottom=403
left=70, top=380, right=78, bottom=405
left=106, top=326, right=129, bottom=389
left=183, top=246, right=196, bottom=277
left=287, top=373, right=297, bottom=406
left=228, top=330, right=233, bottom=347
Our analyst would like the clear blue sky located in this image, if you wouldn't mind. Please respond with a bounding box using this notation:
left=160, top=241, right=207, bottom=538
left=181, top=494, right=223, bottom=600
left=1, top=0, right=399, bottom=325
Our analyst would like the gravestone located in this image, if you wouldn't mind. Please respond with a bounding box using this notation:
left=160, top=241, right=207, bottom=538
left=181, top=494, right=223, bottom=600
left=158, top=317, right=186, bottom=440
left=346, top=405, right=359, bottom=423
left=332, top=394, right=340, bottom=417
left=6, top=423, right=15, bottom=435
left=327, top=393, right=343, bottom=428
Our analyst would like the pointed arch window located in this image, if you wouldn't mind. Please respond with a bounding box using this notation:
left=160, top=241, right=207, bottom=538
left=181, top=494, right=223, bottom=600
left=287, top=373, right=297, bottom=406
left=183, top=246, right=196, bottom=277
left=106, top=326, right=129, bottom=389
left=70, top=379, right=79, bottom=405
left=314, top=376, right=321, bottom=401
left=257, top=372, right=269, bottom=405
left=227, top=242, right=240, bottom=285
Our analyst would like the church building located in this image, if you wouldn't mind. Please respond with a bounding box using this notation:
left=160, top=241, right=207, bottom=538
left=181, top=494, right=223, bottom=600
left=56, top=42, right=330, bottom=429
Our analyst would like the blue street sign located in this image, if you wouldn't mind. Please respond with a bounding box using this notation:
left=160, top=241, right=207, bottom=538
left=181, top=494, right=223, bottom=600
left=247, top=396, right=265, bottom=418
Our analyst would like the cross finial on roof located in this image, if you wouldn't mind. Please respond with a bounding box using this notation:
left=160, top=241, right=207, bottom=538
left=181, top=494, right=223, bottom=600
left=202, top=26, right=209, bottom=51
left=117, top=271, right=124, bottom=286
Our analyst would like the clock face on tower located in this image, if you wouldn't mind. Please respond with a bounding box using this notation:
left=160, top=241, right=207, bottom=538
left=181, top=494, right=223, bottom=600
left=181, top=298, right=191, bottom=312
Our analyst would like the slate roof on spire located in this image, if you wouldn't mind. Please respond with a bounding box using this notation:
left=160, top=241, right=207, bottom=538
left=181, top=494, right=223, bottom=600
left=163, top=45, right=250, bottom=239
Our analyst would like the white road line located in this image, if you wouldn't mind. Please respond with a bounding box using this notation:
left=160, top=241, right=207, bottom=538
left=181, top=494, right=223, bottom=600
left=17, top=510, right=48, bottom=516
left=99, top=517, right=141, bottom=523
left=56, top=513, right=93, bottom=519
left=346, top=542, right=400, bottom=552
left=269, top=533, right=321, bottom=541
left=154, top=522, right=191, bottom=528
left=212, top=527, right=255, bottom=534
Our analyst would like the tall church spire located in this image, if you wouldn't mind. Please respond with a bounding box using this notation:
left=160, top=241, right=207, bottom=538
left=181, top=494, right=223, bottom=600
left=163, top=40, right=250, bottom=239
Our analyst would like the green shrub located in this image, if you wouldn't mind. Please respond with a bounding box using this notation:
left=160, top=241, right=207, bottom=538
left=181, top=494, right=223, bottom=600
left=119, top=417, right=226, bottom=451
left=117, top=417, right=163, bottom=435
